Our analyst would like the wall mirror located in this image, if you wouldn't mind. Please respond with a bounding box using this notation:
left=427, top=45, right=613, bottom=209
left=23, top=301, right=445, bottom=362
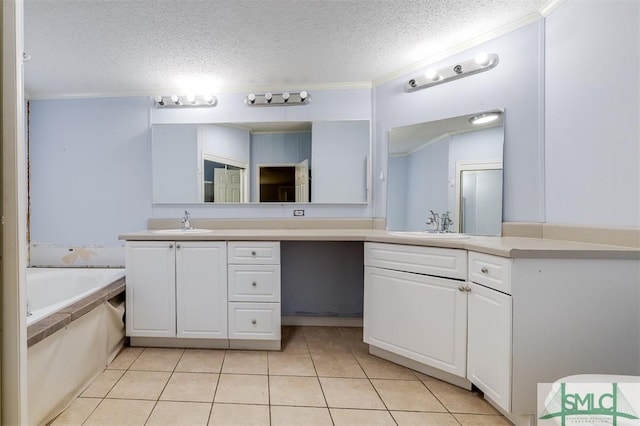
left=152, top=120, right=370, bottom=204
left=386, top=110, right=504, bottom=235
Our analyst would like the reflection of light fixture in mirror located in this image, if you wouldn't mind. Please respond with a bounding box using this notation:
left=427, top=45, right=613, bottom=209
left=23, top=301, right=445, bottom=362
left=469, top=111, right=501, bottom=125
left=404, top=53, right=499, bottom=93
left=245, top=91, right=311, bottom=106
left=154, top=94, right=218, bottom=108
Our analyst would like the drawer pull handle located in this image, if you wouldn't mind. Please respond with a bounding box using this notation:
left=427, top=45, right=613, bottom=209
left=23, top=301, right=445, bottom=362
left=252, top=281, right=257, bottom=287
left=251, top=251, right=257, bottom=256
left=458, top=286, right=466, bottom=292
left=251, top=319, right=257, bottom=325
left=480, top=267, right=489, bottom=274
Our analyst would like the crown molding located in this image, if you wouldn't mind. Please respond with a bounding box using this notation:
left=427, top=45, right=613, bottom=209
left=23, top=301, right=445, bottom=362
left=25, top=81, right=373, bottom=101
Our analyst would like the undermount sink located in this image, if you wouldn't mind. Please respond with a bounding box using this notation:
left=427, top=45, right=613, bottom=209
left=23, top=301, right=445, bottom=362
left=387, top=231, right=470, bottom=239
left=152, top=228, right=213, bottom=235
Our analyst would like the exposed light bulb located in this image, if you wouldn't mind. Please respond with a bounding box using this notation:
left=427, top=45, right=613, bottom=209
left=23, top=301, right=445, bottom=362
left=469, top=112, right=500, bottom=125
left=299, top=90, right=308, bottom=100
left=424, top=69, right=439, bottom=81
left=265, top=92, right=273, bottom=102
left=247, top=93, right=256, bottom=104
left=203, top=94, right=214, bottom=104
left=154, top=95, right=165, bottom=106
left=475, top=52, right=490, bottom=67
left=170, top=95, right=181, bottom=105
left=186, top=94, right=196, bottom=104
left=282, top=92, right=290, bottom=102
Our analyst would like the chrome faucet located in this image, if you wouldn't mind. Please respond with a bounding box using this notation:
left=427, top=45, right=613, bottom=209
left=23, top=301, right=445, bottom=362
left=181, top=210, right=192, bottom=230
left=426, top=210, right=440, bottom=232
left=440, top=211, right=454, bottom=233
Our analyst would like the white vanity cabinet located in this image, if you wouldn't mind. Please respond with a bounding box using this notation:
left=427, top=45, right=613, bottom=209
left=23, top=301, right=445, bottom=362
left=227, top=241, right=281, bottom=350
left=364, top=242, right=468, bottom=377
left=125, top=241, right=176, bottom=337
left=466, top=251, right=512, bottom=412
left=125, top=241, right=227, bottom=342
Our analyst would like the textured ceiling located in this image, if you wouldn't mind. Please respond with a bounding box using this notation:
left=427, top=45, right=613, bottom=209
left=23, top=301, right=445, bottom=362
left=24, top=0, right=552, bottom=98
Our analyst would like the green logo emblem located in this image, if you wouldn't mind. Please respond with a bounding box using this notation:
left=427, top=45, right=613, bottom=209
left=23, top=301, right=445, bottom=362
left=539, top=383, right=639, bottom=425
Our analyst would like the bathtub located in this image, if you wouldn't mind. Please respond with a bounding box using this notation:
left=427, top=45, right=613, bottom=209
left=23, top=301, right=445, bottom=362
left=27, top=267, right=125, bottom=325
left=27, top=267, right=126, bottom=425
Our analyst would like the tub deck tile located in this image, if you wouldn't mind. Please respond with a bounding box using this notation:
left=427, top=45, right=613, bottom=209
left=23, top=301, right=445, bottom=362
left=60, top=289, right=110, bottom=322
left=27, top=313, right=72, bottom=347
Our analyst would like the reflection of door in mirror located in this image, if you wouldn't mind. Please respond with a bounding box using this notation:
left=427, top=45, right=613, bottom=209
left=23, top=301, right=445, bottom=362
left=455, top=162, right=502, bottom=235
left=203, top=154, right=247, bottom=203
left=295, top=159, right=310, bottom=203
left=258, top=161, right=310, bottom=202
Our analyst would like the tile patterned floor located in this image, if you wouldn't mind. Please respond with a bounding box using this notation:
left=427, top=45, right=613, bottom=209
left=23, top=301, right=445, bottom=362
left=49, top=326, right=513, bottom=425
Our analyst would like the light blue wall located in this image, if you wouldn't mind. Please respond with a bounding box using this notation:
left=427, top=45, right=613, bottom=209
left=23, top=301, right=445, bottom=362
left=29, top=97, right=152, bottom=246
left=544, top=0, right=639, bottom=227
left=374, top=21, right=544, bottom=223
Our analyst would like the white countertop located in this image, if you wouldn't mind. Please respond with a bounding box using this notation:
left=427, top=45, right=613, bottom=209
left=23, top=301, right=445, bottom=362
left=118, top=228, right=640, bottom=260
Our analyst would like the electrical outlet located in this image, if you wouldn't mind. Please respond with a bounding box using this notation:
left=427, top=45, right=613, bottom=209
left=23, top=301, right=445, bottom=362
left=293, top=209, right=305, bottom=217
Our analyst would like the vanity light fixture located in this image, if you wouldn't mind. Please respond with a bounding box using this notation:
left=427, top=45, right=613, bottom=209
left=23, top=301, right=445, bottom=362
left=153, top=94, right=218, bottom=108
left=469, top=111, right=502, bottom=125
left=245, top=91, right=311, bottom=107
left=404, top=53, right=499, bottom=93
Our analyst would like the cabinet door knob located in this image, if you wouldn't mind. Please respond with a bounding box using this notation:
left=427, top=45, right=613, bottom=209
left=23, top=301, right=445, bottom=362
left=252, top=281, right=257, bottom=287
left=169, top=244, right=174, bottom=249
left=176, top=244, right=181, bottom=249
left=465, top=286, right=472, bottom=292
left=458, top=286, right=466, bottom=292
left=251, top=319, right=257, bottom=325
left=480, top=267, right=489, bottom=274
left=251, top=251, right=257, bottom=256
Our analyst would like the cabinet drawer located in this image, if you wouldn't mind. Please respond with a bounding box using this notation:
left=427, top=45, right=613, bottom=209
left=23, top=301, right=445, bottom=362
left=228, top=242, right=280, bottom=264
left=468, top=252, right=512, bottom=294
left=228, top=265, right=281, bottom=302
left=365, top=242, right=467, bottom=280
left=228, top=302, right=281, bottom=340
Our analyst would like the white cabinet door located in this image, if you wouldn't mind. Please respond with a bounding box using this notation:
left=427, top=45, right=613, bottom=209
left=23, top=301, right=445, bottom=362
left=176, top=241, right=227, bottom=339
left=467, top=282, right=512, bottom=412
left=364, top=266, right=467, bottom=377
left=125, top=241, right=176, bottom=337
